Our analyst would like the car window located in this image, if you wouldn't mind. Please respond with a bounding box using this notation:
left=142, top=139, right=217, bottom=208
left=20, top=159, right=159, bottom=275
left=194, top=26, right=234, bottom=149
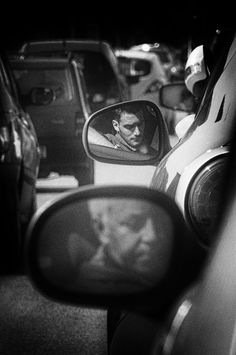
left=12, top=67, right=74, bottom=106
left=118, top=57, right=151, bottom=77
left=152, top=50, right=171, bottom=64
left=74, top=51, right=121, bottom=109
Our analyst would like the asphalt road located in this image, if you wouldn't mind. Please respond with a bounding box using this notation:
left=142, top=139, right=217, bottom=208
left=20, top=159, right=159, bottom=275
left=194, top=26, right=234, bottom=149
left=0, top=275, right=108, bottom=355
left=0, top=178, right=108, bottom=355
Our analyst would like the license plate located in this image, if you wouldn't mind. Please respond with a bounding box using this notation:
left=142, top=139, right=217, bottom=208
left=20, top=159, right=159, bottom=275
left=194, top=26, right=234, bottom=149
left=39, top=145, right=47, bottom=159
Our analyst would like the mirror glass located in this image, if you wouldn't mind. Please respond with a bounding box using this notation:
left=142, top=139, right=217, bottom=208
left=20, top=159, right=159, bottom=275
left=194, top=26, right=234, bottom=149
left=85, top=101, right=163, bottom=162
left=30, top=87, right=54, bottom=105
left=118, top=57, right=150, bottom=77
left=35, top=197, right=174, bottom=294
left=160, top=83, right=195, bottom=113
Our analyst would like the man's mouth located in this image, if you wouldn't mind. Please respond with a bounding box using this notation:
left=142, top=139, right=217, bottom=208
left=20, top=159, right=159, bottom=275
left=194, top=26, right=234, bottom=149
left=132, top=137, right=142, bottom=144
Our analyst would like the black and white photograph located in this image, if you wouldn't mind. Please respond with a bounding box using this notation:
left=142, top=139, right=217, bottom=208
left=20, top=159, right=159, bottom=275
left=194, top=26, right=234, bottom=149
left=0, top=4, right=235, bottom=354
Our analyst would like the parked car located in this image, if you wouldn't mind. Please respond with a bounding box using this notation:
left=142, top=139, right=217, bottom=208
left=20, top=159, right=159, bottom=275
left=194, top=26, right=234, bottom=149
left=19, top=39, right=131, bottom=112
left=21, top=28, right=236, bottom=355
left=115, top=48, right=180, bottom=133
left=9, top=54, right=94, bottom=185
left=130, top=42, right=185, bottom=82
left=0, top=52, right=40, bottom=272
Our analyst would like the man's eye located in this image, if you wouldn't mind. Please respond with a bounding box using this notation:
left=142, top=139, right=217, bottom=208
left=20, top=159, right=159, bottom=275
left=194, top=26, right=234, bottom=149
left=93, top=218, right=104, bottom=232
left=122, top=216, right=146, bottom=231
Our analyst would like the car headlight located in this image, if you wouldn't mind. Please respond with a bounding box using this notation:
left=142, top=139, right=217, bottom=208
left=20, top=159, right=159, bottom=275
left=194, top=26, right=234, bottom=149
left=185, top=156, right=228, bottom=247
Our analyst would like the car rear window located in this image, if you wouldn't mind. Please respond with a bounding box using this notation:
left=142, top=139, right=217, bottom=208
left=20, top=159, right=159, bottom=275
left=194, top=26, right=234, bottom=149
left=117, top=57, right=151, bottom=77
left=12, top=67, right=74, bottom=106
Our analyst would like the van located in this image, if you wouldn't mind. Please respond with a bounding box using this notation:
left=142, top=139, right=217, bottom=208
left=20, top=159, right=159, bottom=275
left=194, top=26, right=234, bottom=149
left=19, top=40, right=130, bottom=112
left=10, top=55, right=93, bottom=185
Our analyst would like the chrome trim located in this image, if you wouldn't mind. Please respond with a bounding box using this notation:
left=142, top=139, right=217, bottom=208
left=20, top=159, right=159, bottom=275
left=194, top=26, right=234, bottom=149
left=162, top=299, right=192, bottom=355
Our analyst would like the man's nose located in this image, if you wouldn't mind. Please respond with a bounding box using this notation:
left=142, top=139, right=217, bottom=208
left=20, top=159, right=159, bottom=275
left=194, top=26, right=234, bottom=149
left=134, top=125, right=141, bottom=135
left=142, top=219, right=155, bottom=242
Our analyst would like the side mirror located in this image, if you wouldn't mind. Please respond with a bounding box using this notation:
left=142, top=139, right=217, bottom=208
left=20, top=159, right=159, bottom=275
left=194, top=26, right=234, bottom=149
left=30, top=87, right=55, bottom=106
left=118, top=58, right=150, bottom=78
left=132, top=59, right=150, bottom=76
left=82, top=100, right=171, bottom=165
left=159, top=83, right=195, bottom=113
left=25, top=185, right=202, bottom=313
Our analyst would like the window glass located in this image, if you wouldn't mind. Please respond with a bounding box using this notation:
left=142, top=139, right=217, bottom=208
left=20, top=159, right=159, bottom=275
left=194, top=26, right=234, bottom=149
left=132, top=59, right=151, bottom=75
left=13, top=67, right=74, bottom=106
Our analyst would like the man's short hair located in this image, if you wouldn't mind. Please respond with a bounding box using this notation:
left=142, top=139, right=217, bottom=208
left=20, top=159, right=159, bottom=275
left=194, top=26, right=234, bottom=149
left=114, top=105, right=144, bottom=123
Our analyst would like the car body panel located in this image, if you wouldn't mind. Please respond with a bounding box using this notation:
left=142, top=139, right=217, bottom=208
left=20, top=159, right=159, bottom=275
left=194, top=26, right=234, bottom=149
left=0, top=54, right=40, bottom=270
left=151, top=34, right=236, bottom=197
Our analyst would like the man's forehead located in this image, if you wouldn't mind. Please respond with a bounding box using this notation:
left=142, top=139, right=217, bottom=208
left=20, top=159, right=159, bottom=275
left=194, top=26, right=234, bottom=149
left=120, top=111, right=144, bottom=124
left=89, top=198, right=148, bottom=219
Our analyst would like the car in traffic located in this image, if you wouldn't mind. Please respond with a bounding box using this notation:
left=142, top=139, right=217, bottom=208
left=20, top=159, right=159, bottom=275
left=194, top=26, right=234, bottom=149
left=21, top=28, right=236, bottom=355
left=0, top=52, right=40, bottom=272
left=9, top=40, right=130, bottom=185
left=18, top=39, right=131, bottom=112
left=130, top=42, right=185, bottom=82
left=9, top=54, right=94, bottom=185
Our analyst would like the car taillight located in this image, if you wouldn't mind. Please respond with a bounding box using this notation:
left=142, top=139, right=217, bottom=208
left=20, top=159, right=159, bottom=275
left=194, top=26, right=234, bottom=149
left=0, top=126, right=10, bottom=156
left=185, top=156, right=228, bottom=247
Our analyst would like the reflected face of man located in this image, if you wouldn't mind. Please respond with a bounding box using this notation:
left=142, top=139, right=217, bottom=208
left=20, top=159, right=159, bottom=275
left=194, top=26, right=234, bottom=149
left=113, top=111, right=145, bottom=149
left=107, top=202, right=157, bottom=272
left=90, top=199, right=172, bottom=282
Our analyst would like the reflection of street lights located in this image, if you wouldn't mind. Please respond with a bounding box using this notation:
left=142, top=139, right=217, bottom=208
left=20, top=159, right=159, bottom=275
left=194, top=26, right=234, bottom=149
left=141, top=44, right=151, bottom=52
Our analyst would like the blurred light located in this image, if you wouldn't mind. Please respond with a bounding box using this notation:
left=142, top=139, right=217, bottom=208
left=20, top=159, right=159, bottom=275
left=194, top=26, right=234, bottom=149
left=142, top=44, right=151, bottom=51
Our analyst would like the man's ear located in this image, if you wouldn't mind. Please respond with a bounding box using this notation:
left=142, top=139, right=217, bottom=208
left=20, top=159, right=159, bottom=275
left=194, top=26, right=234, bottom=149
left=112, top=119, right=119, bottom=133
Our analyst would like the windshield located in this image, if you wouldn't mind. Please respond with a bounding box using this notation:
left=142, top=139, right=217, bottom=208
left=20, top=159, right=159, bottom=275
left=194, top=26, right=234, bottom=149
left=12, top=66, right=74, bottom=106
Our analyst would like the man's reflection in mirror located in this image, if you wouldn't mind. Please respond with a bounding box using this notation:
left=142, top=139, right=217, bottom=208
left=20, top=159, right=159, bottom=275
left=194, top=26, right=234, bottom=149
left=104, top=106, right=157, bottom=155
left=75, top=198, right=173, bottom=293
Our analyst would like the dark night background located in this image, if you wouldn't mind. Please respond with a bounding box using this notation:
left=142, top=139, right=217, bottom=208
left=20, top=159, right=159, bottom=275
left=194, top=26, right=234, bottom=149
left=1, top=4, right=234, bottom=54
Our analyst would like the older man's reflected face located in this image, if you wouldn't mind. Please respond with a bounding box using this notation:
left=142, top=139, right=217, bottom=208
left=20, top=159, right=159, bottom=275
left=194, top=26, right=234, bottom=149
left=90, top=198, right=173, bottom=282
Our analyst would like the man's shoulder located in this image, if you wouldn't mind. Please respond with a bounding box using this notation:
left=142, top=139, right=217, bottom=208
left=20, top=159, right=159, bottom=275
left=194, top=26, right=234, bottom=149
left=104, top=133, right=129, bottom=150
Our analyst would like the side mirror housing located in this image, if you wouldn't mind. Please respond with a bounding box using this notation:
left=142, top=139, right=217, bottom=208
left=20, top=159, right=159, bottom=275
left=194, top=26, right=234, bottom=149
left=159, top=82, right=195, bottom=113
left=25, top=185, right=203, bottom=314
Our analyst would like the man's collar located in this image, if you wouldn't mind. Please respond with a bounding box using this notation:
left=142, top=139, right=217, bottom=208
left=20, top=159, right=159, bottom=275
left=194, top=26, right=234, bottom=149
left=116, top=133, right=137, bottom=151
